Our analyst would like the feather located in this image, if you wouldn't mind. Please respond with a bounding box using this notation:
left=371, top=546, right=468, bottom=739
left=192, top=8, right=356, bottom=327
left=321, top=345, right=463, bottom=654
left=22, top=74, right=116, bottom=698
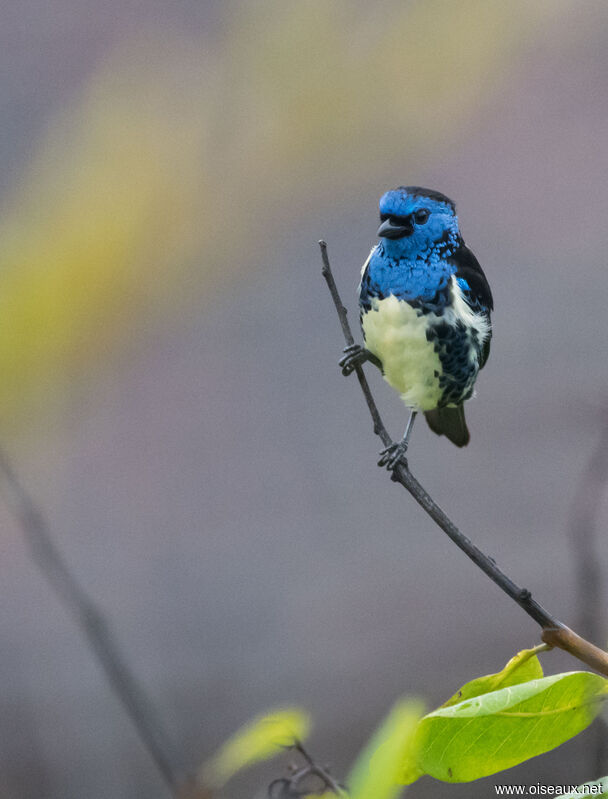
left=424, top=406, right=470, bottom=447
left=449, top=243, right=493, bottom=368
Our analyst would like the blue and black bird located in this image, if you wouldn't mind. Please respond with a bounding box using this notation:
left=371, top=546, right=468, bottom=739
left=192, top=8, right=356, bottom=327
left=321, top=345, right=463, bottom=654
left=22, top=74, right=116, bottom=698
left=340, top=186, right=493, bottom=468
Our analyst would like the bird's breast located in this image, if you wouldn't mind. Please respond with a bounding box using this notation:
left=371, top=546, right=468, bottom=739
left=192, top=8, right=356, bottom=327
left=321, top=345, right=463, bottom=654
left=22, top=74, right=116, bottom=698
left=361, top=295, right=444, bottom=411
left=361, top=279, right=489, bottom=411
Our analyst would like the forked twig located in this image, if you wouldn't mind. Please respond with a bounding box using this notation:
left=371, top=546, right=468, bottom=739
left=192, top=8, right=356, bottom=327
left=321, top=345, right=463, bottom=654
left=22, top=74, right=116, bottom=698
left=268, top=740, right=347, bottom=797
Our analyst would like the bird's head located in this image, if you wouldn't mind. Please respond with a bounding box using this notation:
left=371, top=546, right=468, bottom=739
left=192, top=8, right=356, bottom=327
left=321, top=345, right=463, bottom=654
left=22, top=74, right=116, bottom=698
left=377, top=186, right=460, bottom=259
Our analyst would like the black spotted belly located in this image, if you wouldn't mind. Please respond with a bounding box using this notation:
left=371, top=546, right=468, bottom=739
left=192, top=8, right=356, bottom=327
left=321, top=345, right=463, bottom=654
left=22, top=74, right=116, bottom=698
left=426, top=318, right=479, bottom=406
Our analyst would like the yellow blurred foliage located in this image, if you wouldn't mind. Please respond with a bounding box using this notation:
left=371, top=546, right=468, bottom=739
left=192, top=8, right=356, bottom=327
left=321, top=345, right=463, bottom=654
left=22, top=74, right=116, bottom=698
left=0, top=0, right=572, bottom=423
left=0, top=35, right=209, bottom=422
left=347, top=698, right=424, bottom=799
left=198, top=706, right=311, bottom=789
left=219, top=0, right=571, bottom=196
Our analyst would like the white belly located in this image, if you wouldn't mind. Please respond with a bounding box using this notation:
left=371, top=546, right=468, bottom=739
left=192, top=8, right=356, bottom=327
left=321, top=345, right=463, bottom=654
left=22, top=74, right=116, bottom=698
left=361, top=294, right=443, bottom=411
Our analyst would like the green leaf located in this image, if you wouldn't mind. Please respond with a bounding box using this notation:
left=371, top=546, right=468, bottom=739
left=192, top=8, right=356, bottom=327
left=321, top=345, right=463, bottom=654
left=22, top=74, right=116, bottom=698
left=200, top=707, right=311, bottom=788
left=441, top=647, right=544, bottom=708
left=561, top=776, right=608, bottom=798
left=400, top=648, right=545, bottom=783
left=347, top=698, right=424, bottom=799
left=401, top=671, right=607, bottom=784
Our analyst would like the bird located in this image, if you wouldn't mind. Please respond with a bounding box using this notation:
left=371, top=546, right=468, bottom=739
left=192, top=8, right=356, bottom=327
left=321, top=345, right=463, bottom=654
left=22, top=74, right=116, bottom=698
left=339, top=186, right=493, bottom=469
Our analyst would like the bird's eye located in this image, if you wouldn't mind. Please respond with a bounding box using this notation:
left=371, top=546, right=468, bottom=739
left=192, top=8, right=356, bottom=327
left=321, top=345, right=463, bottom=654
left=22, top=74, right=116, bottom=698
left=415, top=209, right=430, bottom=224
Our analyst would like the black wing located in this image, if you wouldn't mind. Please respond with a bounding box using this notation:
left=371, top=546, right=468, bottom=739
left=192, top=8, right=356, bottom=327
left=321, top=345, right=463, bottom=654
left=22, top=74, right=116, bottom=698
left=450, top=243, right=493, bottom=368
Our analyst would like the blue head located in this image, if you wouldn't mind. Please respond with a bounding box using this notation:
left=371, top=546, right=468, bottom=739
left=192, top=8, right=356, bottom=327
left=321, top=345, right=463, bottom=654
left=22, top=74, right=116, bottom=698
left=377, top=187, right=460, bottom=261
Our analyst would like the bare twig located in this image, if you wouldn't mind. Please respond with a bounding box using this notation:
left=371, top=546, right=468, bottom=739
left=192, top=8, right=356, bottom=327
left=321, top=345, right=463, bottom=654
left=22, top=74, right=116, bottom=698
left=0, top=448, right=180, bottom=793
left=319, top=240, right=608, bottom=677
left=268, top=740, right=347, bottom=797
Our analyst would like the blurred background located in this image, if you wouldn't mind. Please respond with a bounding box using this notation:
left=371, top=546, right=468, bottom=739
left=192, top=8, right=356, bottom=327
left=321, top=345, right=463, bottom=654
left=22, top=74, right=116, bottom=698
left=1, top=1, right=607, bottom=796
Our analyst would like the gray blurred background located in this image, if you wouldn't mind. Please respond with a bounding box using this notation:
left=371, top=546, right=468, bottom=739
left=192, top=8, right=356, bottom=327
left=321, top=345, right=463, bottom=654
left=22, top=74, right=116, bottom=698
left=0, top=1, right=607, bottom=796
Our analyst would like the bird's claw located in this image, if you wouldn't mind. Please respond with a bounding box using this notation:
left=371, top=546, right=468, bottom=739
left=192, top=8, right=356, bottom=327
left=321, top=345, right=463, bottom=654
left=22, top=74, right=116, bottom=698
left=339, top=343, right=368, bottom=376
left=378, top=441, right=408, bottom=470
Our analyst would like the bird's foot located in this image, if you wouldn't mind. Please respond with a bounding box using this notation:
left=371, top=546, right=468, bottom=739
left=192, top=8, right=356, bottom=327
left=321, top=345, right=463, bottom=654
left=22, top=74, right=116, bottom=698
left=378, top=440, right=408, bottom=470
left=339, top=344, right=380, bottom=376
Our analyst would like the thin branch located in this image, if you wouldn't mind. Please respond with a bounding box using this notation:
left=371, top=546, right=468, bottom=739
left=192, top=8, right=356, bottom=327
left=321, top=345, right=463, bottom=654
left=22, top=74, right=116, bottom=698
left=0, top=448, right=181, bottom=793
left=319, top=240, right=608, bottom=677
left=320, top=243, right=389, bottom=444
left=268, top=740, right=347, bottom=797
left=291, top=741, right=347, bottom=796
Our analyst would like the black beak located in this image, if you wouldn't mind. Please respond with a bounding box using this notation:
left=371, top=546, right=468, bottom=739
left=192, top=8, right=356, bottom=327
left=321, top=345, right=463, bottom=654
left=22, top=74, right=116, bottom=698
left=377, top=217, right=413, bottom=239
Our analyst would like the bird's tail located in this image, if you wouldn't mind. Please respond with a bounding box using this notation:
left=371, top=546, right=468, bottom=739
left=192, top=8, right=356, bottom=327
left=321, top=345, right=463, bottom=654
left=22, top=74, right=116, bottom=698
left=424, top=406, right=470, bottom=447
